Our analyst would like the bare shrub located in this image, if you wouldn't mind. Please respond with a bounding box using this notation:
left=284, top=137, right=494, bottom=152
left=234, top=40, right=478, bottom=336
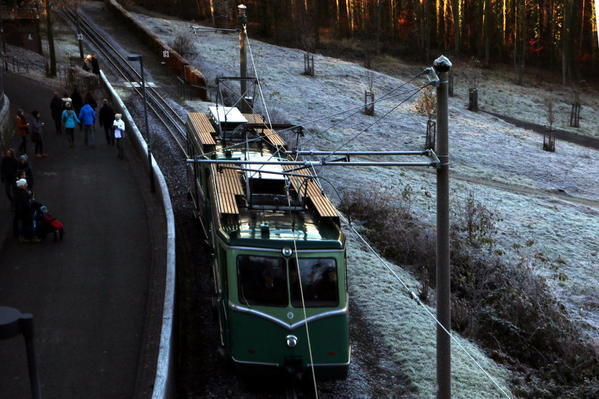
left=453, top=192, right=499, bottom=248
left=339, top=187, right=599, bottom=398
left=544, top=97, right=555, bottom=131
left=414, top=86, right=436, bottom=118
left=171, top=33, right=195, bottom=57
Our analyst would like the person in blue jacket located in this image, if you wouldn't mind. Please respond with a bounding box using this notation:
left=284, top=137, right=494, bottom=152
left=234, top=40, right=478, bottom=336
left=79, top=102, right=96, bottom=147
left=61, top=102, right=80, bottom=148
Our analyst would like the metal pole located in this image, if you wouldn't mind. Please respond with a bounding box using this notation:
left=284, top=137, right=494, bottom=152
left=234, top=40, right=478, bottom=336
left=76, top=2, right=84, bottom=60
left=140, top=57, right=155, bottom=193
left=0, top=16, right=7, bottom=72
left=20, top=315, right=42, bottom=399
left=45, top=0, right=56, bottom=77
left=434, top=55, right=452, bottom=399
left=238, top=4, right=248, bottom=113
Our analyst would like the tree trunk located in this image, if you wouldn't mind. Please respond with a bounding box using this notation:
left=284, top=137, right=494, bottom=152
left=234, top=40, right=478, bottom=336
left=484, top=0, right=492, bottom=67
left=452, top=0, right=460, bottom=54
left=562, top=0, right=573, bottom=85
left=46, top=0, right=56, bottom=77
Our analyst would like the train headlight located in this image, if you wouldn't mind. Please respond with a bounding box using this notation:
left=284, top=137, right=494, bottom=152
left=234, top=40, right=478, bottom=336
left=281, top=247, right=293, bottom=257
left=286, top=335, right=298, bottom=348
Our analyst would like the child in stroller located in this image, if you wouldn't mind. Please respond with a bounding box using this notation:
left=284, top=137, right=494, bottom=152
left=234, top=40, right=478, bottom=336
left=33, top=203, right=64, bottom=241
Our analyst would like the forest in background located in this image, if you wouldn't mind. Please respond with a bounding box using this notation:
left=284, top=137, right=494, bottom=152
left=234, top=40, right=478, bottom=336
left=135, top=0, right=598, bottom=83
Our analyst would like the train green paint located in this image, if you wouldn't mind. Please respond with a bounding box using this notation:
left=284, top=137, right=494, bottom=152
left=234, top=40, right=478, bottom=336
left=187, top=110, right=350, bottom=380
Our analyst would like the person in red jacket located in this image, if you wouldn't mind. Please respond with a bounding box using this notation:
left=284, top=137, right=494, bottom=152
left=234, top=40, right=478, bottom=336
left=16, top=109, right=30, bottom=154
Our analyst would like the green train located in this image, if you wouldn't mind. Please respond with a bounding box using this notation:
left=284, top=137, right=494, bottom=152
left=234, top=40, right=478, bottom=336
left=186, top=106, right=350, bottom=379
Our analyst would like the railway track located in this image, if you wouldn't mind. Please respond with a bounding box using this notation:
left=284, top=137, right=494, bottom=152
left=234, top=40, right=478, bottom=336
left=60, top=8, right=189, bottom=157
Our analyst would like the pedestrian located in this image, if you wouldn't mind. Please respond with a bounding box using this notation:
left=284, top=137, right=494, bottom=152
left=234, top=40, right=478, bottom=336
left=1, top=148, right=18, bottom=204
left=17, top=154, right=34, bottom=191
left=50, top=92, right=64, bottom=134
left=113, top=113, right=125, bottom=159
left=31, top=110, right=48, bottom=158
left=79, top=102, right=96, bottom=147
left=82, top=56, right=91, bottom=72
left=84, top=92, right=97, bottom=110
left=71, top=87, right=83, bottom=115
left=16, top=109, right=30, bottom=154
left=13, top=178, right=38, bottom=243
left=91, top=53, right=100, bottom=76
left=99, top=99, right=115, bottom=145
left=61, top=102, right=80, bottom=148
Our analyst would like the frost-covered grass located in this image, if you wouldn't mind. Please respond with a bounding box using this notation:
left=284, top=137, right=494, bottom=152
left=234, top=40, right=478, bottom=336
left=346, top=233, right=512, bottom=399
left=129, top=10, right=599, bottom=397
left=467, top=66, right=599, bottom=139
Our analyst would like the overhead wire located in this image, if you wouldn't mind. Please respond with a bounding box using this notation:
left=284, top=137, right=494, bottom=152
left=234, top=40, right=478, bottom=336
left=247, top=26, right=319, bottom=398
left=197, top=79, right=425, bottom=161
left=286, top=188, right=319, bottom=399
left=308, top=169, right=513, bottom=399
left=343, top=217, right=512, bottom=399
left=218, top=27, right=510, bottom=399
left=320, top=82, right=432, bottom=163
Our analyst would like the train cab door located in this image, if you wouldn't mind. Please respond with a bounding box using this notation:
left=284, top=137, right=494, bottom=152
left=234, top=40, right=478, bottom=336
left=214, top=245, right=230, bottom=350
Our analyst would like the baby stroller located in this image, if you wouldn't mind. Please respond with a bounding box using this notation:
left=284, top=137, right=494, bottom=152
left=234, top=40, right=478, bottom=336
left=33, top=204, right=65, bottom=241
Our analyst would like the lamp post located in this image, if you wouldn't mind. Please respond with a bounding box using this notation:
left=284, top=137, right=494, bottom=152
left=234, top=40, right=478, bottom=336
left=238, top=4, right=248, bottom=112
left=0, top=306, right=42, bottom=399
left=75, top=1, right=83, bottom=60
left=128, top=54, right=155, bottom=193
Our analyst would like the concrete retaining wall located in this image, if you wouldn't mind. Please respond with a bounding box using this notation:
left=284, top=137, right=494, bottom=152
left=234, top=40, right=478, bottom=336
left=0, top=94, right=12, bottom=149
left=101, top=71, right=176, bottom=399
left=104, top=0, right=208, bottom=100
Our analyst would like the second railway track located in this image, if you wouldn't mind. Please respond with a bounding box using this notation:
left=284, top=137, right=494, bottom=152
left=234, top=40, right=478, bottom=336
left=60, top=7, right=189, bottom=157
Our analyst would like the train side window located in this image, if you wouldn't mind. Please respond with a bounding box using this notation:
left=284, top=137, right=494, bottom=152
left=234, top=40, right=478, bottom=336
left=290, top=258, right=338, bottom=308
left=237, top=255, right=287, bottom=307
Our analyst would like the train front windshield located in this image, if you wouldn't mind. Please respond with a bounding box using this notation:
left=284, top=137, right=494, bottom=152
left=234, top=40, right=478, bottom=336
left=290, top=258, right=338, bottom=307
left=237, top=256, right=339, bottom=308
left=237, top=255, right=288, bottom=307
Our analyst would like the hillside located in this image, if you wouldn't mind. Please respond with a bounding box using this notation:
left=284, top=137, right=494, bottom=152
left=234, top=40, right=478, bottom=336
left=117, top=7, right=599, bottom=398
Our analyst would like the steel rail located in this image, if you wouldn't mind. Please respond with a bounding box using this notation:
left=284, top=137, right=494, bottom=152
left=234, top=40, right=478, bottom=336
left=285, top=150, right=432, bottom=156
left=71, top=8, right=186, bottom=128
left=61, top=8, right=188, bottom=156
left=187, top=159, right=439, bottom=167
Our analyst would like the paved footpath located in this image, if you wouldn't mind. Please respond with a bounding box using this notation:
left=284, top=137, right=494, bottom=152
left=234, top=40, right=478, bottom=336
left=0, top=72, right=153, bottom=398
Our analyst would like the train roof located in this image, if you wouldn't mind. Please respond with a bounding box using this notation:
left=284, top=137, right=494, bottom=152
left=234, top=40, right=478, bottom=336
left=187, top=109, right=344, bottom=250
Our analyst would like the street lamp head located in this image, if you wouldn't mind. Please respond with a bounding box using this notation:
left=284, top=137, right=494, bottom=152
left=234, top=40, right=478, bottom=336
left=127, top=54, right=142, bottom=62
left=433, top=55, right=452, bottom=73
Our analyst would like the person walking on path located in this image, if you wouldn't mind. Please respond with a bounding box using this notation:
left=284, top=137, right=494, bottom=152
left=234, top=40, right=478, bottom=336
left=1, top=148, right=18, bottom=204
left=17, top=154, right=34, bottom=191
left=113, top=113, right=125, bottom=159
left=79, top=102, right=96, bottom=147
left=62, top=102, right=80, bottom=148
left=50, top=92, right=64, bottom=135
left=91, top=54, right=100, bottom=76
left=99, top=99, right=115, bottom=146
left=71, top=87, right=83, bottom=116
left=16, top=109, right=30, bottom=154
left=13, top=178, right=37, bottom=243
left=31, top=110, right=48, bottom=158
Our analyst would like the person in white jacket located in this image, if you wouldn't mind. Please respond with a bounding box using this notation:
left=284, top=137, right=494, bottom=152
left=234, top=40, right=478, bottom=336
left=112, top=114, right=125, bottom=159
